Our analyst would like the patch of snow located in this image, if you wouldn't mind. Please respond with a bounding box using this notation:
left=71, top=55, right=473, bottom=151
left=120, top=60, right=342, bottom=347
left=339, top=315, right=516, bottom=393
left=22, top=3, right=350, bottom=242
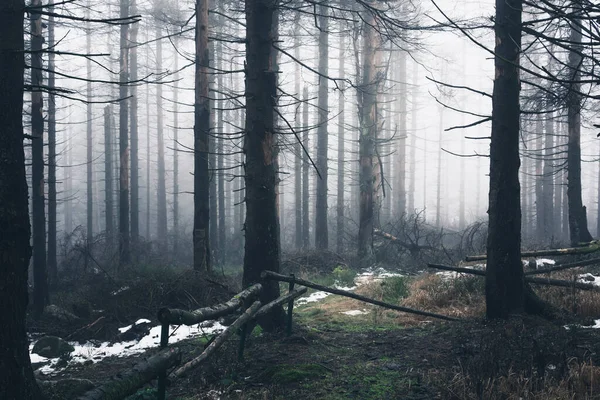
left=118, top=318, right=152, bottom=333
left=536, top=258, right=556, bottom=267
left=341, top=309, right=369, bottom=316
left=297, top=291, right=330, bottom=305
left=29, top=352, right=48, bottom=364
left=578, top=273, right=600, bottom=286
left=436, top=271, right=465, bottom=280
left=33, top=320, right=226, bottom=375
left=111, top=286, right=130, bottom=296
left=564, top=319, right=600, bottom=330
left=355, top=268, right=403, bottom=285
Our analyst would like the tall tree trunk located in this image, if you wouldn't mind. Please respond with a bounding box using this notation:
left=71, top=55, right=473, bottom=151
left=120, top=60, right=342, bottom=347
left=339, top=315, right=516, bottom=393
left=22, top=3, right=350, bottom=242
left=535, top=112, right=544, bottom=242
left=243, top=0, right=284, bottom=330
left=130, top=0, right=139, bottom=250
left=105, top=106, right=114, bottom=242
left=436, top=104, right=444, bottom=227
left=173, top=35, right=180, bottom=255
left=336, top=34, right=345, bottom=252
left=209, top=40, right=218, bottom=267
left=521, top=125, right=529, bottom=241
left=315, top=4, right=329, bottom=249
left=47, top=7, right=57, bottom=285
left=485, top=0, right=525, bottom=318
left=566, top=3, right=593, bottom=245
left=156, top=24, right=168, bottom=250
left=86, top=3, right=93, bottom=245
left=357, top=9, right=379, bottom=264
left=31, top=0, right=48, bottom=315
left=145, top=35, right=151, bottom=241
left=302, top=86, right=310, bottom=249
left=0, top=2, right=44, bottom=396
left=408, top=62, right=417, bottom=213
left=294, top=20, right=302, bottom=249
left=396, top=50, right=407, bottom=217
left=193, top=0, right=211, bottom=272
left=65, top=120, right=72, bottom=236
left=119, top=0, right=131, bottom=265
left=216, top=32, right=226, bottom=260
left=543, top=108, right=554, bottom=242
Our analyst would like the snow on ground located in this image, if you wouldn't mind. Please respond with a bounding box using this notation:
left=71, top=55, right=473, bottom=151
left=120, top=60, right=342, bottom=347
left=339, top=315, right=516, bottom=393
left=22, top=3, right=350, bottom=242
left=117, top=318, right=151, bottom=333
left=32, top=320, right=226, bottom=375
left=578, top=273, right=600, bottom=286
left=296, top=290, right=331, bottom=305
left=341, top=309, right=369, bottom=316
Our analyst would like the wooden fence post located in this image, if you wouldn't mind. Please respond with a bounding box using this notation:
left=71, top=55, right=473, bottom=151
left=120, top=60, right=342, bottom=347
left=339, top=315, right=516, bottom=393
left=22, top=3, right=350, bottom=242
left=286, top=274, right=295, bottom=337
left=157, top=322, right=169, bottom=400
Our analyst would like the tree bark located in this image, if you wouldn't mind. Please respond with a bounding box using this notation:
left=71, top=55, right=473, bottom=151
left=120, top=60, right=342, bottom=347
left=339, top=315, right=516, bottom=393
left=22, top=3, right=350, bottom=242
left=543, top=107, right=554, bottom=242
left=156, top=24, right=168, bottom=251
left=396, top=50, right=407, bottom=218
left=486, top=0, right=525, bottom=318
left=301, top=86, right=310, bottom=249
left=86, top=3, right=93, bottom=245
left=31, top=0, right=48, bottom=315
left=0, top=1, right=44, bottom=396
left=216, top=25, right=226, bottom=261
left=129, top=0, right=139, bottom=250
left=243, top=0, right=285, bottom=331
left=566, top=1, right=593, bottom=246
left=408, top=62, right=417, bottom=214
left=357, top=8, right=380, bottom=264
left=337, top=34, right=346, bottom=252
left=535, top=111, right=544, bottom=242
left=119, top=0, right=131, bottom=265
left=315, top=4, right=329, bottom=250
left=173, top=34, right=180, bottom=255
left=294, top=18, right=302, bottom=250
left=104, top=106, right=114, bottom=242
left=193, top=0, right=211, bottom=272
left=47, top=6, right=57, bottom=285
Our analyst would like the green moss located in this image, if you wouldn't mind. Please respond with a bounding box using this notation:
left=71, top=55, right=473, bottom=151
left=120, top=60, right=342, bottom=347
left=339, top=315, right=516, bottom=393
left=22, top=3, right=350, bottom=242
left=262, top=363, right=330, bottom=384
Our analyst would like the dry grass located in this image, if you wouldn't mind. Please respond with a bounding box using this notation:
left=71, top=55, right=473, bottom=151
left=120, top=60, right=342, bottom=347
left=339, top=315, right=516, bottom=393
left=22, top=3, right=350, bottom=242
left=533, top=269, right=600, bottom=318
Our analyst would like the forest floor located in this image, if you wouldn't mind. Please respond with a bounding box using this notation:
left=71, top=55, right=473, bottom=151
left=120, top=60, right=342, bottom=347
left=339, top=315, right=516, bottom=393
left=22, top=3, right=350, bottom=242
left=32, top=253, right=600, bottom=399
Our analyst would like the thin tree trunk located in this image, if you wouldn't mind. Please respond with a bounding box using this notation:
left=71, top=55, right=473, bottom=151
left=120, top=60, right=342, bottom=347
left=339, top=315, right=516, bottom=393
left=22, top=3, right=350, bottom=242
left=336, top=34, right=345, bottom=252
left=47, top=6, right=57, bottom=285
left=130, top=0, right=139, bottom=250
left=486, top=0, right=525, bottom=318
left=566, top=3, right=593, bottom=245
left=396, top=50, right=407, bottom=218
left=302, top=86, right=310, bottom=249
left=193, top=0, right=211, bottom=272
left=0, top=2, right=44, bottom=396
left=31, top=0, right=48, bottom=315
left=65, top=119, right=72, bottom=236
left=543, top=108, right=554, bottom=243
left=315, top=4, right=329, bottom=250
left=216, top=33, right=226, bottom=259
left=408, top=61, right=417, bottom=214
left=173, top=35, right=180, bottom=255
left=294, top=19, right=302, bottom=249
left=521, top=124, right=529, bottom=241
left=156, top=24, right=168, bottom=250
left=119, top=0, right=131, bottom=265
left=86, top=3, right=93, bottom=245
left=145, top=31, right=151, bottom=241
left=436, top=104, right=444, bottom=227
left=357, top=9, right=379, bottom=264
left=243, top=0, right=284, bottom=331
left=209, top=39, right=218, bottom=266
left=535, top=113, right=544, bottom=242
left=105, top=106, right=114, bottom=242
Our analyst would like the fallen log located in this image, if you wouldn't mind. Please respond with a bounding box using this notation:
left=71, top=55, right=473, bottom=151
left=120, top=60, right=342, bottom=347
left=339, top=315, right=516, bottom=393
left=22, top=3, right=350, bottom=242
left=373, top=229, right=435, bottom=251
left=261, top=271, right=458, bottom=322
left=466, top=241, right=600, bottom=261
left=427, top=264, right=600, bottom=292
left=158, top=283, right=262, bottom=325
left=255, top=286, right=308, bottom=319
left=525, top=258, right=600, bottom=276
left=77, top=347, right=181, bottom=400
left=172, top=301, right=262, bottom=378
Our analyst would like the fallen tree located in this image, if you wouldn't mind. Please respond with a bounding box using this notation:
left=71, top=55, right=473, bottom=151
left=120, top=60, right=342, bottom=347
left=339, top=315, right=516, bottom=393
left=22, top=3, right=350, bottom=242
left=172, top=301, right=262, bottom=378
left=157, top=283, right=262, bottom=325
left=466, top=241, right=600, bottom=261
left=77, top=348, right=181, bottom=400
left=261, top=270, right=459, bottom=322
left=427, top=264, right=600, bottom=292
left=255, top=286, right=307, bottom=319
left=525, top=258, right=600, bottom=276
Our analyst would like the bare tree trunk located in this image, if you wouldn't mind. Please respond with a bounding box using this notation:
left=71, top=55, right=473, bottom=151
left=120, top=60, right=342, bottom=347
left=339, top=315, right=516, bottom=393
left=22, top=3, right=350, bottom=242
left=65, top=120, right=72, bottom=236
left=436, top=103, right=444, bottom=227
left=486, top=0, right=525, bottom=318
left=302, top=86, right=310, bottom=249
left=119, top=0, right=131, bottom=265
left=357, top=9, right=380, bottom=264
left=408, top=61, right=417, bottom=214
left=294, top=20, right=302, bottom=250
left=145, top=24, right=151, bottom=241
left=243, top=0, right=284, bottom=331
left=193, top=0, right=211, bottom=272
left=86, top=3, right=93, bottom=245
left=209, top=39, right=218, bottom=266
left=0, top=2, right=44, bottom=395
left=216, top=33, right=226, bottom=260
left=173, top=35, right=180, bottom=254
left=543, top=108, right=554, bottom=242
left=47, top=6, right=57, bottom=285
left=535, top=113, right=544, bottom=242
left=566, top=4, right=593, bottom=245
left=521, top=125, right=529, bottom=242
left=105, top=106, right=114, bottom=242
left=396, top=50, right=407, bottom=218
left=336, top=34, right=345, bottom=252
left=156, top=24, right=168, bottom=251
left=130, top=0, right=139, bottom=250
left=31, top=0, right=48, bottom=315
left=315, top=4, right=329, bottom=250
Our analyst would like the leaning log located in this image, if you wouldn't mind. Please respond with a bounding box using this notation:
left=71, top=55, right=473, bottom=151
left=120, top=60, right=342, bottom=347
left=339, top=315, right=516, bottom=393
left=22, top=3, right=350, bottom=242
left=77, top=348, right=181, bottom=400
left=172, top=301, right=262, bottom=378
left=158, top=283, right=262, bottom=325
left=261, top=271, right=458, bottom=322
left=525, top=258, right=600, bottom=276
left=255, top=287, right=308, bottom=319
left=466, top=241, right=600, bottom=261
left=427, top=264, right=600, bottom=292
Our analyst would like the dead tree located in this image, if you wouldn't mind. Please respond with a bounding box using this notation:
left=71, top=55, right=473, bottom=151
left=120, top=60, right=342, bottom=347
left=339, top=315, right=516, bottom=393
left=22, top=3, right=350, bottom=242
left=130, top=0, right=139, bottom=248
left=119, top=0, right=131, bottom=265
